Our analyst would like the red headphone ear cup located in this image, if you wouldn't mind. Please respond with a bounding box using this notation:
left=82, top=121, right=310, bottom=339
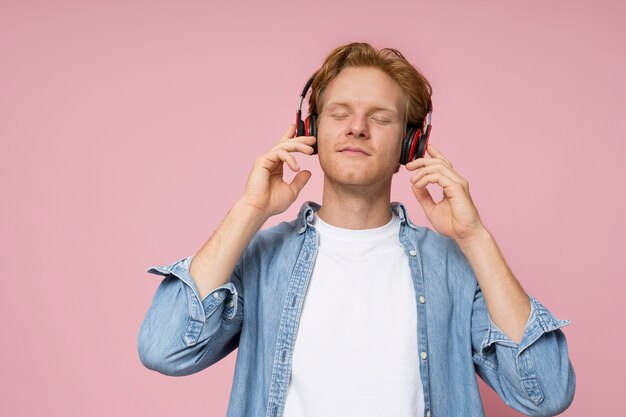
left=416, top=125, right=431, bottom=159
left=401, top=125, right=419, bottom=165
left=305, top=114, right=318, bottom=154
left=296, top=112, right=306, bottom=137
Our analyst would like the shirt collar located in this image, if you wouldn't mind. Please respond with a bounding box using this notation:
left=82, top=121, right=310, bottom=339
left=297, top=200, right=419, bottom=234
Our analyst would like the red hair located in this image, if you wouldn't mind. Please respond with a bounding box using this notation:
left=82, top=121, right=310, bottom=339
left=308, top=42, right=432, bottom=128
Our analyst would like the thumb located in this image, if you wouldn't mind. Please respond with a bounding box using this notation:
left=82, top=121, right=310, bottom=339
left=289, top=170, right=312, bottom=197
left=412, top=185, right=435, bottom=213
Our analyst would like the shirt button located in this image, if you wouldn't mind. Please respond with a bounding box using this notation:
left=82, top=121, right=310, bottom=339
left=227, top=299, right=234, bottom=307
left=212, top=292, right=219, bottom=299
left=419, top=295, right=426, bottom=304
left=421, top=351, right=428, bottom=360
left=409, top=249, right=417, bottom=256
left=426, top=411, right=431, bottom=417
left=298, top=226, right=306, bottom=233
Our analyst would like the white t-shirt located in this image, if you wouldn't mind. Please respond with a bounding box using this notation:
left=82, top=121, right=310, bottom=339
left=283, top=212, right=424, bottom=417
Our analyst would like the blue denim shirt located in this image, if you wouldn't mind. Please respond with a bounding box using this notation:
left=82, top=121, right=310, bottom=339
left=138, top=201, right=575, bottom=417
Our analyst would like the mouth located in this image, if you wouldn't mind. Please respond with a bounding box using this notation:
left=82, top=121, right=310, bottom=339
left=339, top=146, right=370, bottom=156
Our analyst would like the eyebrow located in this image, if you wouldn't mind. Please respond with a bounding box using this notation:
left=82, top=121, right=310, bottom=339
left=324, top=101, right=399, bottom=114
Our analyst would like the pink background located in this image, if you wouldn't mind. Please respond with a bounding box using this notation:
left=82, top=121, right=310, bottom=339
left=1, top=0, right=624, bottom=415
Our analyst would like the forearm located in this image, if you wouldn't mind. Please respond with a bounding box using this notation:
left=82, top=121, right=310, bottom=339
left=457, top=227, right=530, bottom=343
left=190, top=199, right=267, bottom=299
left=139, top=256, right=243, bottom=375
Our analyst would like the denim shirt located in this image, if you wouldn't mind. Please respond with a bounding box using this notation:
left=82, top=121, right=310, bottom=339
left=138, top=201, right=575, bottom=417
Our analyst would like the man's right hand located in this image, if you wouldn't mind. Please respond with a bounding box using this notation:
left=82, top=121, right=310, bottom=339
left=239, top=124, right=316, bottom=221
left=189, top=125, right=315, bottom=299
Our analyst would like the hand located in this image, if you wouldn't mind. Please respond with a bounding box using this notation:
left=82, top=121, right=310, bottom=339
left=405, top=143, right=485, bottom=242
left=240, top=124, right=316, bottom=220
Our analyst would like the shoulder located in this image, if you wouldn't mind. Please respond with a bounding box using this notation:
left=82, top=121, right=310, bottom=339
left=397, top=204, right=470, bottom=269
left=401, top=219, right=477, bottom=292
left=247, top=201, right=317, bottom=252
left=395, top=201, right=459, bottom=254
left=412, top=225, right=457, bottom=251
left=240, top=218, right=303, bottom=266
left=252, top=219, right=300, bottom=246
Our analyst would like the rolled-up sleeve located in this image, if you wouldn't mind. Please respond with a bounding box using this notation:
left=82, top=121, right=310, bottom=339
left=471, top=286, right=576, bottom=416
left=137, top=255, right=243, bottom=376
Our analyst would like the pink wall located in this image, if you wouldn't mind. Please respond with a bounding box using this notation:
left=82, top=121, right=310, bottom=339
left=1, top=0, right=624, bottom=415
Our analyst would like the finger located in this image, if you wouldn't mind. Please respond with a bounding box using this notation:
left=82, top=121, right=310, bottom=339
left=288, top=170, right=312, bottom=197
left=279, top=132, right=316, bottom=146
left=404, top=156, right=425, bottom=170
left=411, top=185, right=435, bottom=213
left=260, top=148, right=299, bottom=172
left=273, top=140, right=316, bottom=154
left=410, top=164, right=465, bottom=185
left=410, top=166, right=463, bottom=185
left=413, top=171, right=458, bottom=191
left=425, top=143, right=453, bottom=168
left=275, top=149, right=300, bottom=172
left=425, top=142, right=443, bottom=157
left=406, top=157, right=451, bottom=171
left=285, top=135, right=316, bottom=145
left=280, top=124, right=297, bottom=141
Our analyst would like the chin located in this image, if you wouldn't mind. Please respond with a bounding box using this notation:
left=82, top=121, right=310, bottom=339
left=324, top=170, right=391, bottom=189
left=319, top=156, right=396, bottom=188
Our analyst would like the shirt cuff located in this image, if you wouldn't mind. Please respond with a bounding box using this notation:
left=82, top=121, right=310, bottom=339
left=147, top=256, right=239, bottom=323
left=481, top=294, right=571, bottom=355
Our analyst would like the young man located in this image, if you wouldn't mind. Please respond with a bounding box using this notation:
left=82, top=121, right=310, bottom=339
left=138, top=43, right=575, bottom=417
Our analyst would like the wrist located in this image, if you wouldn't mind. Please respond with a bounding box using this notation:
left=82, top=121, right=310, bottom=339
left=233, top=198, right=270, bottom=228
left=455, top=225, right=492, bottom=252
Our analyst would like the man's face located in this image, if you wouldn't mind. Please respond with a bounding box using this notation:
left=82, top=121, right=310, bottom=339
left=316, top=66, right=406, bottom=189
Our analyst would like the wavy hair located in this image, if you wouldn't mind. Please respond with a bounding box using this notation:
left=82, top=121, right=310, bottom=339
left=308, top=42, right=432, bottom=129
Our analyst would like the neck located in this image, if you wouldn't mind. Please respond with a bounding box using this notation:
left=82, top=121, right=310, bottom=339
left=316, top=177, right=393, bottom=230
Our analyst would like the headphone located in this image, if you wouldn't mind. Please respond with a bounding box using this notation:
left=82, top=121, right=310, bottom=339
left=295, top=71, right=433, bottom=165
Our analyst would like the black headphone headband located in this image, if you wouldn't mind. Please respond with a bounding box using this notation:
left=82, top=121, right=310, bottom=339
left=300, top=72, right=317, bottom=100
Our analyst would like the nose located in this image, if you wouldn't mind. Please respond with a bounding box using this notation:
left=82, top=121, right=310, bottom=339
left=345, top=113, right=369, bottom=139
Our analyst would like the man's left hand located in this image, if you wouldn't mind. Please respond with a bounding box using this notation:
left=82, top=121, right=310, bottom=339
left=406, top=144, right=485, bottom=242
